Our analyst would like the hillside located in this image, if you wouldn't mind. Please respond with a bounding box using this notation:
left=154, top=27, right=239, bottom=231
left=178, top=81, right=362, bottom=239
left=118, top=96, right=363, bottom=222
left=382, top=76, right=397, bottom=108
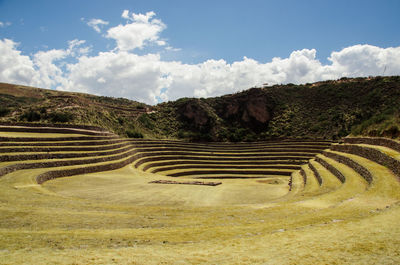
left=1, top=76, right=400, bottom=141
left=0, top=83, right=151, bottom=137
left=151, top=76, right=400, bottom=141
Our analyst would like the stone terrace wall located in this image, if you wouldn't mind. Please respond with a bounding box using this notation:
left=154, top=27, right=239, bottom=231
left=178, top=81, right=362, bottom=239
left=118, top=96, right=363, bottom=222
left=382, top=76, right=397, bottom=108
left=315, top=156, right=346, bottom=183
left=331, top=144, right=400, bottom=180
left=323, top=150, right=373, bottom=184
left=344, top=137, right=400, bottom=153
left=308, top=162, right=322, bottom=185
left=0, top=122, right=110, bottom=132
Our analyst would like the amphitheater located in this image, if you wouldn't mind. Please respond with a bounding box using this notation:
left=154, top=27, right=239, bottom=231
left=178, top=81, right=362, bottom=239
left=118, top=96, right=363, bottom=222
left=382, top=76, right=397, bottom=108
left=0, top=123, right=399, bottom=264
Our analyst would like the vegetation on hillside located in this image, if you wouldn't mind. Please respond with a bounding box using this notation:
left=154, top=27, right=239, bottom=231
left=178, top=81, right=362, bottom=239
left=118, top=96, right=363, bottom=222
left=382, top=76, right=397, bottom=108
left=152, top=76, right=400, bottom=141
left=1, top=76, right=400, bottom=141
left=0, top=83, right=152, bottom=138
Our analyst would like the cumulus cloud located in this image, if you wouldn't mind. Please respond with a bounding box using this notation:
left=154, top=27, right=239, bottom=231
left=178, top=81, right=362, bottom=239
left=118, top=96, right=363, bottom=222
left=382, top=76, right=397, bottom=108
left=58, top=44, right=400, bottom=104
left=328, top=44, right=400, bottom=77
left=87, top=18, right=109, bottom=33
left=0, top=39, right=38, bottom=86
left=33, top=49, right=68, bottom=88
left=0, top=38, right=90, bottom=89
left=106, top=10, right=166, bottom=51
left=63, top=51, right=168, bottom=104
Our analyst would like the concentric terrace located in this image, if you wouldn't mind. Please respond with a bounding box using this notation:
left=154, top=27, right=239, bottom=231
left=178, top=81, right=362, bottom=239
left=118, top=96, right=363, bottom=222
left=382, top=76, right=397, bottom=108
left=0, top=123, right=399, bottom=264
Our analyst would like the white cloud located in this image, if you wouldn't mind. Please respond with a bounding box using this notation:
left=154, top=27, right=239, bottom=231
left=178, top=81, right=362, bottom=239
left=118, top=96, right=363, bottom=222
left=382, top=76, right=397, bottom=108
left=156, top=40, right=166, bottom=46
left=328, top=44, right=400, bottom=77
left=68, top=39, right=86, bottom=49
left=166, top=46, right=181, bottom=52
left=158, top=50, right=327, bottom=100
left=57, top=44, right=400, bottom=104
left=63, top=51, right=168, bottom=104
left=67, top=39, right=90, bottom=57
left=0, top=21, right=11, bottom=28
left=31, top=39, right=89, bottom=89
left=33, top=49, right=68, bottom=88
left=0, top=38, right=89, bottom=89
left=106, top=10, right=166, bottom=51
left=121, top=10, right=130, bottom=20
left=0, top=39, right=38, bottom=86
left=87, top=18, right=109, bottom=33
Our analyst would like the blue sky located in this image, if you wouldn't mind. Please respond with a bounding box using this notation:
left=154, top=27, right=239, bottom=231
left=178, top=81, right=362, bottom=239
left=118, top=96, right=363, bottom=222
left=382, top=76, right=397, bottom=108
left=1, top=0, right=400, bottom=104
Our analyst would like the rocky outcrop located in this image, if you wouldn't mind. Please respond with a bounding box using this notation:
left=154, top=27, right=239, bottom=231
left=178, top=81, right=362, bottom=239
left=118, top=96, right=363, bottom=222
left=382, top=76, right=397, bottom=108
left=218, top=88, right=273, bottom=127
left=179, top=99, right=211, bottom=127
left=244, top=98, right=271, bottom=123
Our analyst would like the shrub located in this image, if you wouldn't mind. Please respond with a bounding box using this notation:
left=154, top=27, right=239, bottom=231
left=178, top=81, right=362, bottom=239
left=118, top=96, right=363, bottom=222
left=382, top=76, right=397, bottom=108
left=40, top=107, right=47, bottom=114
left=244, top=132, right=257, bottom=142
left=310, top=124, right=321, bottom=133
left=126, top=129, right=143, bottom=138
left=351, top=111, right=391, bottom=136
left=117, top=117, right=124, bottom=125
left=50, top=112, right=73, bottom=123
left=0, top=107, right=10, bottom=117
left=138, top=114, right=155, bottom=129
left=178, top=130, right=191, bottom=139
left=383, top=125, right=399, bottom=138
left=20, top=109, right=41, bottom=122
left=226, top=128, right=248, bottom=142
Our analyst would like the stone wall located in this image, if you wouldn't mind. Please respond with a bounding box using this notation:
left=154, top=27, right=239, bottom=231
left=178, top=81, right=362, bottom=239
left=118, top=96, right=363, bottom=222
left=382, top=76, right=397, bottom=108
left=331, top=144, right=400, bottom=180
left=315, top=156, right=346, bottom=183
left=323, top=150, right=373, bottom=184
left=308, top=162, right=322, bottom=185
left=344, top=137, right=400, bottom=153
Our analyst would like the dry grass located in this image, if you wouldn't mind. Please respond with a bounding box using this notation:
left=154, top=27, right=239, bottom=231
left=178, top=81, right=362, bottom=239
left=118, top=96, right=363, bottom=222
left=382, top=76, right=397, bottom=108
left=0, top=132, right=86, bottom=138
left=0, top=132, right=399, bottom=264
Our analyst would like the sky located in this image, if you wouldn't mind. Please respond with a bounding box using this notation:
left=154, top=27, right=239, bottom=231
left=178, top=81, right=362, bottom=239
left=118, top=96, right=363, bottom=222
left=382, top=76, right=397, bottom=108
left=0, top=0, right=400, bottom=104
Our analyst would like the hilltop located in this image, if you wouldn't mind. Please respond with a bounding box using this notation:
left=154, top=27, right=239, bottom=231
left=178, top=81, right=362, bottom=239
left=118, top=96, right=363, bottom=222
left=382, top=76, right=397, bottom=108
left=1, top=75, right=400, bottom=141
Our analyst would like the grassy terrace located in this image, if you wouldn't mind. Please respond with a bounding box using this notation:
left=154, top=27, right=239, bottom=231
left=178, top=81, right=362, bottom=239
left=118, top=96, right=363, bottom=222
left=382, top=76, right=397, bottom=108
left=0, top=125, right=399, bottom=264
